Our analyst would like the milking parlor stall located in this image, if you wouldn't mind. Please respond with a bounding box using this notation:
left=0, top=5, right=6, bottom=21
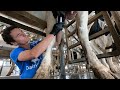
left=0, top=11, right=120, bottom=79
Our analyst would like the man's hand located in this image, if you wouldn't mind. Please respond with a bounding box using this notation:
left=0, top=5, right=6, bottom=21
left=50, top=22, right=64, bottom=36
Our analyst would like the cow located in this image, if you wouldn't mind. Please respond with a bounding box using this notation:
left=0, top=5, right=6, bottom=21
left=33, top=11, right=119, bottom=79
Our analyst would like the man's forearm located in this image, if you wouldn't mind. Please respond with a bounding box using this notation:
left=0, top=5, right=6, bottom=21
left=30, top=34, right=55, bottom=58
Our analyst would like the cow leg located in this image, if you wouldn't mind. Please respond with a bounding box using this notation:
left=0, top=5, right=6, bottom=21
left=90, top=39, right=110, bottom=68
left=76, top=11, right=115, bottom=79
left=33, top=11, right=56, bottom=79
left=106, top=49, right=120, bottom=79
left=76, top=11, right=100, bottom=65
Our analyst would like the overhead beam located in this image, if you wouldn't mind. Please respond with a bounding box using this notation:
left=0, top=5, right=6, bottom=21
left=0, top=45, right=14, bottom=51
left=0, top=11, right=47, bottom=30
left=0, top=15, right=46, bottom=36
left=0, top=50, right=11, bottom=57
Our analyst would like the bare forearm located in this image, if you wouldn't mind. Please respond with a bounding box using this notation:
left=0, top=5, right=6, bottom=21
left=31, top=34, right=55, bottom=58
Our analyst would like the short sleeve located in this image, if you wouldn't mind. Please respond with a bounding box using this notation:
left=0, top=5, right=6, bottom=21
left=10, top=47, right=25, bottom=63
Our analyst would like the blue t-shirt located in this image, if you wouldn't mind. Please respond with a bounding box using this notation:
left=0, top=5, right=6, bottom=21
left=10, top=39, right=44, bottom=79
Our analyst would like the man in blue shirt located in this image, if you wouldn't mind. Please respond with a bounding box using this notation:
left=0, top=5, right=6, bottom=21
left=1, top=22, right=64, bottom=79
